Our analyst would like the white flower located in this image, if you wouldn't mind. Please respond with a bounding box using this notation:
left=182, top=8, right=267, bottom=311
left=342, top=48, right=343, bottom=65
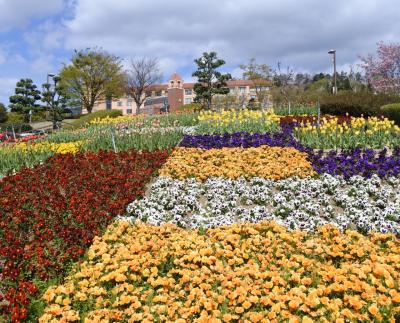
left=121, top=174, right=400, bottom=234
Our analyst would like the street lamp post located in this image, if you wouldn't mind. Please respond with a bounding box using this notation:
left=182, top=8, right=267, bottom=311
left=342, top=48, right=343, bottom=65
left=45, top=74, right=59, bottom=130
left=328, top=50, right=337, bottom=94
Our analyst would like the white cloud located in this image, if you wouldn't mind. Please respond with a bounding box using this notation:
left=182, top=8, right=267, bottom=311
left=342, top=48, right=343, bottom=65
left=62, top=0, right=400, bottom=76
left=23, top=20, right=65, bottom=50
left=0, top=0, right=63, bottom=32
left=2, top=0, right=400, bottom=104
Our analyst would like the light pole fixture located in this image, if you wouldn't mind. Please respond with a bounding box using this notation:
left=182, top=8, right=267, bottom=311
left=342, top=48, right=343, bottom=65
left=328, top=50, right=337, bottom=94
left=47, top=73, right=55, bottom=86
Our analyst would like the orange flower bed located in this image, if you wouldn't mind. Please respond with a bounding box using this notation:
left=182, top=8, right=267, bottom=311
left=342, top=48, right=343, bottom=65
left=40, top=221, right=400, bottom=322
left=159, top=146, right=316, bottom=181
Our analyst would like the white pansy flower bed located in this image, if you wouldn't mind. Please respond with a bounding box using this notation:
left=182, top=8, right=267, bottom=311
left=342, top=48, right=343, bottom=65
left=121, top=174, right=400, bottom=234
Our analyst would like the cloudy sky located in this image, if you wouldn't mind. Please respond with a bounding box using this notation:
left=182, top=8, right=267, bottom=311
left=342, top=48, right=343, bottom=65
left=0, top=0, right=399, bottom=105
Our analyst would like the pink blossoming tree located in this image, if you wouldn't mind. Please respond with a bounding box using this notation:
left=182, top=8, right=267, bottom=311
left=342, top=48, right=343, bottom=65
left=359, top=42, right=400, bottom=94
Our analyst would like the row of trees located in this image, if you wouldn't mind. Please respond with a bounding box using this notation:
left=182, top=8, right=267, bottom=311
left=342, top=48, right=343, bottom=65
left=191, top=42, right=400, bottom=109
left=2, top=41, right=399, bottom=124
left=2, top=77, right=70, bottom=129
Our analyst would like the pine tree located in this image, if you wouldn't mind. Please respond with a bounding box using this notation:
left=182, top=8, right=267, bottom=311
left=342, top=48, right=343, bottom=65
left=192, top=52, right=232, bottom=109
left=9, top=79, right=41, bottom=120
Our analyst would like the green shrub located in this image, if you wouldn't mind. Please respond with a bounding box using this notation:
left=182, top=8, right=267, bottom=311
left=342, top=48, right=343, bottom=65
left=17, top=124, right=33, bottom=132
left=6, top=112, right=25, bottom=124
left=68, top=109, right=122, bottom=128
left=0, top=103, right=7, bottom=123
left=320, top=92, right=399, bottom=117
left=381, top=103, right=400, bottom=125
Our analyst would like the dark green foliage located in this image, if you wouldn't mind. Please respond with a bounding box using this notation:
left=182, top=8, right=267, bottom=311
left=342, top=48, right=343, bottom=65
left=18, top=123, right=33, bottom=132
left=42, top=76, right=70, bottom=129
left=5, top=111, right=24, bottom=124
left=69, top=109, right=122, bottom=128
left=320, top=92, right=399, bottom=117
left=381, top=103, right=400, bottom=124
left=0, top=103, right=7, bottom=123
left=192, top=52, right=232, bottom=109
left=31, top=111, right=47, bottom=122
left=9, top=79, right=42, bottom=120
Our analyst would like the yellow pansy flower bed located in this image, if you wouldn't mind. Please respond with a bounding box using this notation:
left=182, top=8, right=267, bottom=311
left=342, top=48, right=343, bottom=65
left=196, top=108, right=281, bottom=134
left=40, top=220, right=400, bottom=322
left=198, top=108, right=279, bottom=122
left=89, top=115, right=143, bottom=125
left=13, top=140, right=85, bottom=154
left=159, top=146, right=315, bottom=181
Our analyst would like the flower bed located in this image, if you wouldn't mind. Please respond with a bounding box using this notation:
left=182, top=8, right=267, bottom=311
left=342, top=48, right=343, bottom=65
left=13, top=140, right=85, bottom=154
left=39, top=220, right=400, bottom=322
left=279, top=115, right=352, bottom=126
left=159, top=146, right=315, bottom=181
left=310, top=148, right=400, bottom=178
left=196, top=109, right=280, bottom=134
left=124, top=174, right=400, bottom=234
left=179, top=131, right=400, bottom=179
left=294, top=116, right=400, bottom=149
left=179, top=131, right=304, bottom=150
left=0, top=149, right=169, bottom=322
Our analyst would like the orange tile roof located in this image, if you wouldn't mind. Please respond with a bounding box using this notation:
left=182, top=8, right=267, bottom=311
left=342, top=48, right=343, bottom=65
left=170, top=72, right=183, bottom=81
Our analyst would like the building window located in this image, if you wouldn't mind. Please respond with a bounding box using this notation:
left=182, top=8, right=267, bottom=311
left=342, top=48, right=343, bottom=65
left=145, top=92, right=152, bottom=97
left=229, top=87, right=236, bottom=94
left=185, top=89, right=192, bottom=95
left=170, top=81, right=174, bottom=87
left=177, top=81, right=181, bottom=86
left=127, top=99, right=132, bottom=106
left=106, top=97, right=112, bottom=109
left=117, top=101, right=123, bottom=107
left=155, top=91, right=162, bottom=97
left=127, top=109, right=133, bottom=114
left=250, top=87, right=256, bottom=93
left=239, top=87, right=246, bottom=93
left=184, top=98, right=192, bottom=104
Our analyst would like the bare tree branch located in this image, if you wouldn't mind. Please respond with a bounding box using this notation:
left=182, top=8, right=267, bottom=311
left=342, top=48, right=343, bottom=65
left=125, top=58, right=163, bottom=114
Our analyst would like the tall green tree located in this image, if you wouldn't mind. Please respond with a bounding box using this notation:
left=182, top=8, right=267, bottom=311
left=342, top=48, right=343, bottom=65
left=0, top=103, right=8, bottom=123
left=192, top=52, right=232, bottom=109
left=60, top=48, right=124, bottom=113
left=9, top=79, right=41, bottom=120
left=42, top=76, right=69, bottom=129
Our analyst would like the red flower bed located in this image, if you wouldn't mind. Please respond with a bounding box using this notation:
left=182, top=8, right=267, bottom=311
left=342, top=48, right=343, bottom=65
left=0, top=149, right=169, bottom=322
left=0, top=134, right=42, bottom=144
left=279, top=115, right=352, bottom=125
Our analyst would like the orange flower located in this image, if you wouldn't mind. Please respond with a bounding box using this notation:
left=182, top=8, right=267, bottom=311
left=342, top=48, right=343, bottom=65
left=368, top=304, right=379, bottom=317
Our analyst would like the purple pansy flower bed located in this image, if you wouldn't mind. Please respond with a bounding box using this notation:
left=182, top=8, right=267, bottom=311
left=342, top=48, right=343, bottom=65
left=310, top=148, right=400, bottom=178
